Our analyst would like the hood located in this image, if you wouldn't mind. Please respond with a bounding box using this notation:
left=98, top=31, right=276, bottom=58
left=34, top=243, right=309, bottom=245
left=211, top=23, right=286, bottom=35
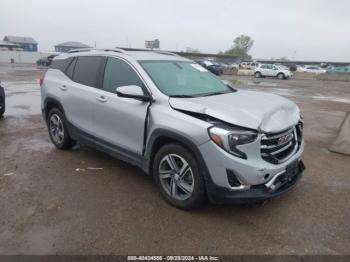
left=169, top=90, right=300, bottom=133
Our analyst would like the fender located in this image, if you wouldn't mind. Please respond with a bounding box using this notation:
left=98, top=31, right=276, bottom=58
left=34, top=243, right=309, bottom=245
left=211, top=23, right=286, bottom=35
left=43, top=97, right=66, bottom=124
left=142, top=128, right=213, bottom=184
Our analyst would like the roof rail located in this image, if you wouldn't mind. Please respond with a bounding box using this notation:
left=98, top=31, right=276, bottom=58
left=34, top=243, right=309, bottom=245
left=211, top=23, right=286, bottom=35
left=67, top=48, right=127, bottom=54
left=117, top=47, right=179, bottom=57
left=154, top=51, right=179, bottom=57
left=67, top=48, right=94, bottom=53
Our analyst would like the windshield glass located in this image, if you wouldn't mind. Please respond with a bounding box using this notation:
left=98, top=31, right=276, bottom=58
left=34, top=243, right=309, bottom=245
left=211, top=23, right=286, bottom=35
left=139, top=61, right=234, bottom=97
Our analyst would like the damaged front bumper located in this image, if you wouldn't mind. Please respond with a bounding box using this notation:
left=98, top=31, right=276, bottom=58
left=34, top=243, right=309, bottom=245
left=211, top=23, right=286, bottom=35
left=206, top=160, right=305, bottom=204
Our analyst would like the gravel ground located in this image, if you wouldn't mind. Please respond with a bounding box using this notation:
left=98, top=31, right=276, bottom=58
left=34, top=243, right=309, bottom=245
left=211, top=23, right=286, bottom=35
left=0, top=64, right=349, bottom=255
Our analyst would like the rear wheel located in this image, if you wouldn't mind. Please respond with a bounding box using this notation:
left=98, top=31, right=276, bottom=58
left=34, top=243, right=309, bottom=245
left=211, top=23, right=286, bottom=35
left=153, top=143, right=206, bottom=209
left=47, top=108, right=75, bottom=149
left=277, top=73, right=285, bottom=80
left=255, top=72, right=262, bottom=78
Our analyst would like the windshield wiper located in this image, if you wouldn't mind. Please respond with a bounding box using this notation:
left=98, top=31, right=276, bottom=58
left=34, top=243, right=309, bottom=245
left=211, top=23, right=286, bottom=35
left=169, top=95, right=195, bottom=98
left=199, top=91, right=231, bottom=97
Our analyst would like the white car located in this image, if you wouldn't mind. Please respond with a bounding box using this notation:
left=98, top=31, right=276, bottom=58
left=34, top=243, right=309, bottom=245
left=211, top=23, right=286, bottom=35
left=300, top=66, right=326, bottom=74
left=296, top=65, right=305, bottom=72
left=254, top=64, right=293, bottom=80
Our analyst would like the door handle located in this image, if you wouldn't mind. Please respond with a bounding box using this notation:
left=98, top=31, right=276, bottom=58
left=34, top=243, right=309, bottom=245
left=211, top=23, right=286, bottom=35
left=59, top=85, right=68, bottom=91
left=96, top=96, right=107, bottom=103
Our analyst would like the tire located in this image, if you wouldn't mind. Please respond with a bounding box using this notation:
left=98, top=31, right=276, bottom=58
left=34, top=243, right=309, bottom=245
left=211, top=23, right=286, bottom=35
left=153, top=143, right=206, bottom=209
left=255, top=72, right=262, bottom=78
left=277, top=73, right=285, bottom=80
left=47, top=107, right=75, bottom=149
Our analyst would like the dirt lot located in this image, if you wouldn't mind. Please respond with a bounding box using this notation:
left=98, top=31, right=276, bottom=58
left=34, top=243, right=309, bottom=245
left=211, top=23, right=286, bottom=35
left=0, top=64, right=350, bottom=255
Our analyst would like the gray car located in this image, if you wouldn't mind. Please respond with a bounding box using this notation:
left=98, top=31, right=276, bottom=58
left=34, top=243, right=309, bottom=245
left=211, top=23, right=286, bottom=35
left=40, top=49, right=305, bottom=209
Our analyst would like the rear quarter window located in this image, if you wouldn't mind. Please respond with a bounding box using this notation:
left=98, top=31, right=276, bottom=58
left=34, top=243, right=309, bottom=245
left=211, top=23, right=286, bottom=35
left=50, top=57, right=73, bottom=72
left=65, top=58, right=77, bottom=79
left=73, top=56, right=105, bottom=88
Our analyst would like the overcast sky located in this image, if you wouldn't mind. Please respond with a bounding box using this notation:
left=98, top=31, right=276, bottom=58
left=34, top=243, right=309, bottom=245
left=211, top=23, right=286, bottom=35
left=1, top=0, right=349, bottom=61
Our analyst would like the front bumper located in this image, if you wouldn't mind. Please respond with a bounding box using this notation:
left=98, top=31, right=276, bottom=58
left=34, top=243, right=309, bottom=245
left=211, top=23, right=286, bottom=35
left=206, top=161, right=305, bottom=204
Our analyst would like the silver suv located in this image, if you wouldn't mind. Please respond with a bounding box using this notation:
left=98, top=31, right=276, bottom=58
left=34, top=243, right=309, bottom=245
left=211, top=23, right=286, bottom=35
left=40, top=48, right=305, bottom=209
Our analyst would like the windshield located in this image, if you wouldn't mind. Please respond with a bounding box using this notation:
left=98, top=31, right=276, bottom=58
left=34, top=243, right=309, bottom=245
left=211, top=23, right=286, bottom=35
left=139, top=61, right=234, bottom=97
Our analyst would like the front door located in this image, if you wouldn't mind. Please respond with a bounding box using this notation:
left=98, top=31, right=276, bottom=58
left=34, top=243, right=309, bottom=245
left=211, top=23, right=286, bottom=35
left=92, top=57, right=149, bottom=157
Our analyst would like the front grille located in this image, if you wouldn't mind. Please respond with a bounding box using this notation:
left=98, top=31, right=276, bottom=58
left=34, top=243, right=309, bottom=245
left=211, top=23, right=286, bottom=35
left=261, top=123, right=303, bottom=164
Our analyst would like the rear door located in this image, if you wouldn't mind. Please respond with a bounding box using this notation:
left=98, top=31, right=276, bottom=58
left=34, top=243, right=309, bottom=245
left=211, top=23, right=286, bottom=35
left=259, top=64, right=268, bottom=76
left=61, top=56, right=106, bottom=140
left=271, top=65, right=279, bottom=76
left=92, top=57, right=149, bottom=157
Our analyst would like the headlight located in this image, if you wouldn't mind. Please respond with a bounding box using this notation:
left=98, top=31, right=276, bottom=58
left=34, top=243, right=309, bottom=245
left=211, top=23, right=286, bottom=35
left=208, top=126, right=257, bottom=159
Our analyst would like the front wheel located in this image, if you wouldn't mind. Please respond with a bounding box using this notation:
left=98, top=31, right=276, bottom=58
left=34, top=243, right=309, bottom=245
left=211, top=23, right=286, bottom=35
left=277, top=73, right=285, bottom=80
left=255, top=72, right=262, bottom=78
left=153, top=144, right=206, bottom=209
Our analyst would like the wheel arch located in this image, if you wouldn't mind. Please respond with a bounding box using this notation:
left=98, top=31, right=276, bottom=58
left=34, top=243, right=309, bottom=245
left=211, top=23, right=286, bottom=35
left=277, top=72, right=286, bottom=78
left=43, top=97, right=66, bottom=124
left=143, top=129, right=212, bottom=184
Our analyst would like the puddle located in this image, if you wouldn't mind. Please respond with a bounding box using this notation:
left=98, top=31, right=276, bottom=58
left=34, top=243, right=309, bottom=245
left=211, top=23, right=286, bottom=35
left=2, top=80, right=41, bottom=116
left=22, top=136, right=54, bottom=153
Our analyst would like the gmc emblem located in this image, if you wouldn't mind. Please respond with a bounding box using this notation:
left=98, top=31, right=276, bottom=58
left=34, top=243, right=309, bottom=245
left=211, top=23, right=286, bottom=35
left=278, top=133, right=294, bottom=145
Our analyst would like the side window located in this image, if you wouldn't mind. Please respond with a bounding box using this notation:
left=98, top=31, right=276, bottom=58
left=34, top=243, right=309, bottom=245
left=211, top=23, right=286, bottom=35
left=50, top=57, right=73, bottom=72
left=103, top=57, right=143, bottom=93
left=65, top=57, right=76, bottom=79
left=261, top=65, right=267, bottom=69
left=73, top=56, right=105, bottom=88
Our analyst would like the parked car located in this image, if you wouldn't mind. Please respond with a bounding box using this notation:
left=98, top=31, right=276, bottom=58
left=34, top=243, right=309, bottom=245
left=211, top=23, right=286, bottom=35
left=240, top=62, right=259, bottom=70
left=41, top=49, right=305, bottom=209
left=254, top=64, right=293, bottom=79
left=228, top=63, right=239, bottom=70
left=296, top=65, right=305, bottom=72
left=207, top=64, right=223, bottom=75
left=326, top=66, right=350, bottom=75
left=202, top=60, right=214, bottom=68
left=37, top=55, right=58, bottom=67
left=300, top=66, right=326, bottom=74
left=218, top=63, right=229, bottom=69
left=239, top=62, right=247, bottom=69
left=0, top=82, right=5, bottom=117
left=37, top=57, right=50, bottom=66
left=194, top=60, right=208, bottom=69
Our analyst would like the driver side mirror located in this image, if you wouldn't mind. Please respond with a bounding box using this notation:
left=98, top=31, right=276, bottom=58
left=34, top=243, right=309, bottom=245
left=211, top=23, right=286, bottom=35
left=116, top=85, right=150, bottom=102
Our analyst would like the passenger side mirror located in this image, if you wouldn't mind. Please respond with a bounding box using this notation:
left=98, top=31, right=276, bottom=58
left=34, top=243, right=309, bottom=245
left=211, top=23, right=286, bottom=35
left=116, top=85, right=150, bottom=102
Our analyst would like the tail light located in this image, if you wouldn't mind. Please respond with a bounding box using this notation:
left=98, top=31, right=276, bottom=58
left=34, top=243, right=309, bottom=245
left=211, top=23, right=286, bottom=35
left=39, top=72, right=45, bottom=87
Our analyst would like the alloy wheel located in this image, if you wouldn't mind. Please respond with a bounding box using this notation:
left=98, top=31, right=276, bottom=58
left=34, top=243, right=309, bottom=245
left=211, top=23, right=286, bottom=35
left=49, top=114, right=65, bottom=144
left=158, top=154, right=194, bottom=200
